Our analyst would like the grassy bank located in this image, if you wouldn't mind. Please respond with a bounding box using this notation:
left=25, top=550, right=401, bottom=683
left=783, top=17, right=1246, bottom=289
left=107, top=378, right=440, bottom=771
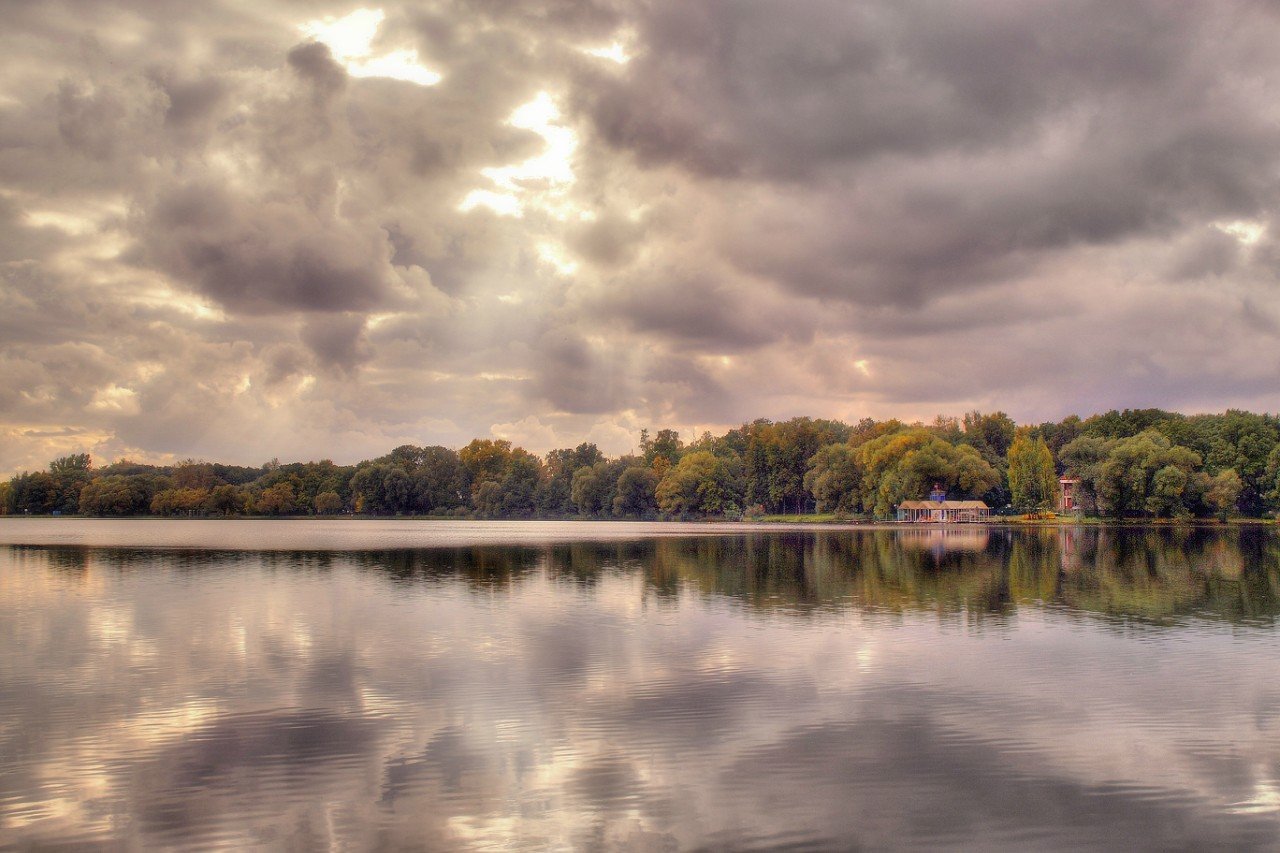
left=753, top=513, right=850, bottom=524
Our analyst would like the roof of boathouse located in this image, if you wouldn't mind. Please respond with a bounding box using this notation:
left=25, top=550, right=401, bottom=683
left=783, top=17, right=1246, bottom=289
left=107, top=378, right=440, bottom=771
left=897, top=500, right=989, bottom=510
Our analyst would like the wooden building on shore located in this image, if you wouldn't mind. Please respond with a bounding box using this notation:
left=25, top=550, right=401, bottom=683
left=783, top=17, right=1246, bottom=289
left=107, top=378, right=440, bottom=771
left=896, top=485, right=991, bottom=523
left=1059, top=478, right=1081, bottom=513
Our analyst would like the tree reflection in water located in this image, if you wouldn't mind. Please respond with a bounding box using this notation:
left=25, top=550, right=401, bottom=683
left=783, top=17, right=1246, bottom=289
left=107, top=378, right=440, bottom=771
left=19, top=527, right=1278, bottom=624
left=535, top=528, right=1278, bottom=625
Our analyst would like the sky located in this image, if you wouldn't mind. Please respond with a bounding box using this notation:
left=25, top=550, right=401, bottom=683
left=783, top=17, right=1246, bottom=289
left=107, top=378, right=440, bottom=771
left=2, top=0, right=1280, bottom=475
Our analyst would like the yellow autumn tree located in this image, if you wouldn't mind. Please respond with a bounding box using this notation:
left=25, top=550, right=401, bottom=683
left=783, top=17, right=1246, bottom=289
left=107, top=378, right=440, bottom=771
left=1007, top=432, right=1057, bottom=512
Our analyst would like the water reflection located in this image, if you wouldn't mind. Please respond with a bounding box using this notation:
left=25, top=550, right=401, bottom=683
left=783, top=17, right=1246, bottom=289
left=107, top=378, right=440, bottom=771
left=2, top=526, right=1280, bottom=849
left=516, top=528, right=1280, bottom=625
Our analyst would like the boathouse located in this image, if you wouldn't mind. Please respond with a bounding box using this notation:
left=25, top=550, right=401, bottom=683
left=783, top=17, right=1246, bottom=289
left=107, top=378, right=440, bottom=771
left=896, top=484, right=990, bottom=523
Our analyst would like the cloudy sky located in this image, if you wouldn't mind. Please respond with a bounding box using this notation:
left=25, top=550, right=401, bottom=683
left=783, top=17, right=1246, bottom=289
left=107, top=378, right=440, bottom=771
left=3, top=0, right=1280, bottom=474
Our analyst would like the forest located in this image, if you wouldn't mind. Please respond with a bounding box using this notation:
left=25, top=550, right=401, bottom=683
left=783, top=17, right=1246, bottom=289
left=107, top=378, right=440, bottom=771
left=4, top=408, right=1280, bottom=521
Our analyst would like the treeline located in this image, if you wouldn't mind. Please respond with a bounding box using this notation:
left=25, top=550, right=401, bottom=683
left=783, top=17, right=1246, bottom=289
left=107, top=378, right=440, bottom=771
left=4, top=408, right=1280, bottom=520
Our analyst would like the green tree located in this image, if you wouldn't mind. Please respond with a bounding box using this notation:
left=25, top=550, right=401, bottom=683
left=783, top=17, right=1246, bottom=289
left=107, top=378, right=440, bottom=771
left=78, top=475, right=155, bottom=516
left=408, top=447, right=466, bottom=514
left=963, top=411, right=1016, bottom=465
left=856, top=428, right=1001, bottom=518
left=314, top=490, right=343, bottom=515
left=656, top=451, right=744, bottom=518
left=571, top=462, right=611, bottom=516
left=205, top=484, right=247, bottom=516
left=1096, top=430, right=1201, bottom=517
left=1147, top=465, right=1190, bottom=518
left=1084, top=408, right=1180, bottom=440
left=171, top=460, right=221, bottom=490
left=46, top=453, right=93, bottom=513
left=369, top=445, right=464, bottom=514
left=540, top=443, right=604, bottom=515
left=612, top=466, right=659, bottom=518
left=151, top=487, right=209, bottom=516
left=1205, top=469, right=1242, bottom=521
left=381, top=445, right=430, bottom=471
left=350, top=463, right=412, bottom=514
left=1185, top=411, right=1279, bottom=516
left=1035, top=414, right=1083, bottom=458
left=498, top=450, right=542, bottom=518
left=640, top=428, right=684, bottom=478
left=251, top=460, right=352, bottom=512
left=1007, top=432, right=1057, bottom=512
left=254, top=482, right=297, bottom=516
left=1058, top=435, right=1116, bottom=515
left=350, top=464, right=384, bottom=514
left=742, top=418, right=850, bottom=514
left=383, top=467, right=412, bottom=512
left=848, top=418, right=906, bottom=449
left=471, top=480, right=503, bottom=518
left=803, top=444, right=860, bottom=513
left=962, top=411, right=1016, bottom=506
left=459, top=439, right=514, bottom=487
left=49, top=453, right=91, bottom=474
left=1265, top=445, right=1280, bottom=513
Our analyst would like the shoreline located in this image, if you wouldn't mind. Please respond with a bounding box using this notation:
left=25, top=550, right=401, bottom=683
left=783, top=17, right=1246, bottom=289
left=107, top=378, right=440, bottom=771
left=0, top=516, right=1274, bottom=552
left=0, top=514, right=1274, bottom=527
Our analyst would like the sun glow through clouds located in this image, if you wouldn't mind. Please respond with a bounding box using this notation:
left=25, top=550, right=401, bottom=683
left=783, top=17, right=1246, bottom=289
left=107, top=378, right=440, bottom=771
left=300, top=8, right=382, bottom=59
left=458, top=189, right=523, bottom=217
left=87, top=385, right=138, bottom=414
left=537, top=242, right=578, bottom=275
left=1214, top=219, right=1266, bottom=245
left=460, top=92, right=579, bottom=218
left=300, top=8, right=441, bottom=86
left=583, top=41, right=631, bottom=64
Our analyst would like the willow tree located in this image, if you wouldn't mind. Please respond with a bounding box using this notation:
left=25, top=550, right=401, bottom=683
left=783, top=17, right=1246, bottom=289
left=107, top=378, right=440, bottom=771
left=1007, top=433, right=1057, bottom=512
left=1096, top=430, right=1201, bottom=517
left=656, top=451, right=744, bottom=518
left=804, top=444, right=860, bottom=513
left=855, top=428, right=1001, bottom=518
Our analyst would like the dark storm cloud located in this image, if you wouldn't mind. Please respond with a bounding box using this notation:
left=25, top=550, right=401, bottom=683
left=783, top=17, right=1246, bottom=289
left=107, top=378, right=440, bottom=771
left=590, top=263, right=818, bottom=351
left=401, top=0, right=625, bottom=57
left=0, top=197, right=68, bottom=265
left=301, top=313, right=371, bottom=371
left=1168, top=229, right=1246, bottom=281
left=134, top=180, right=396, bottom=315
left=565, top=210, right=646, bottom=267
left=56, top=79, right=135, bottom=160
left=641, top=353, right=736, bottom=423
left=576, top=0, right=1280, bottom=304
left=161, top=76, right=227, bottom=128
left=530, top=328, right=634, bottom=414
left=286, top=41, right=348, bottom=97
left=584, top=1, right=1277, bottom=181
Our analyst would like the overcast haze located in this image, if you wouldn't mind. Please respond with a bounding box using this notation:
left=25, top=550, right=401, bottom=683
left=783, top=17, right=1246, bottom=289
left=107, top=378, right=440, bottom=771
left=3, top=0, right=1280, bottom=474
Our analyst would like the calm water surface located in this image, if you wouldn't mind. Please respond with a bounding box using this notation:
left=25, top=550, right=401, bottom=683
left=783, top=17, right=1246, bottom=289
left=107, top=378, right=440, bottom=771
left=2, top=520, right=1279, bottom=850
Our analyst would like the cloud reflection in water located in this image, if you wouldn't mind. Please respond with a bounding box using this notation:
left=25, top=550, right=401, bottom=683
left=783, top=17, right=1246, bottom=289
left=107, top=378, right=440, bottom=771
left=1, top=526, right=1279, bottom=849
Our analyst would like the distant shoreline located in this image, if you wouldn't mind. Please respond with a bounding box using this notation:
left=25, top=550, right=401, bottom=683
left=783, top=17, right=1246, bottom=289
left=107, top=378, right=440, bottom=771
left=2, top=516, right=1275, bottom=553
left=1, top=515, right=1272, bottom=528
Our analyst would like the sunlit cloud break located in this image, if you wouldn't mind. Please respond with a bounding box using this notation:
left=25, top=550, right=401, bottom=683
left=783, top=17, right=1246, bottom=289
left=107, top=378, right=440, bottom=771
left=301, top=8, right=441, bottom=86
left=461, top=92, right=579, bottom=218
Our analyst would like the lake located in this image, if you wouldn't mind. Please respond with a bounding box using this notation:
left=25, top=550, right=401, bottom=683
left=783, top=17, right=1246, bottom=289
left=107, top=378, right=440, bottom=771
left=2, top=520, right=1279, bottom=850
